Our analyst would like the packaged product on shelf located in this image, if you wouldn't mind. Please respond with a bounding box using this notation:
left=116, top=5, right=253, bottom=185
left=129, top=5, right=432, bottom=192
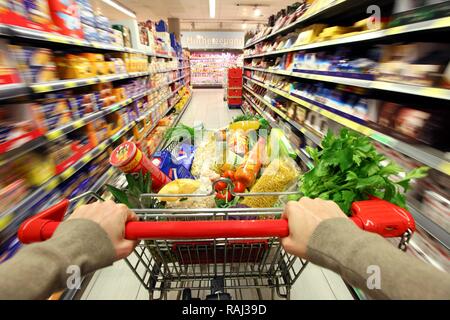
left=68, top=92, right=98, bottom=119
left=86, top=117, right=108, bottom=146
left=15, top=151, right=55, bottom=186
left=80, top=23, right=98, bottom=42
left=47, top=135, right=93, bottom=174
left=375, top=102, right=449, bottom=151
left=112, top=29, right=124, bottom=47
left=78, top=7, right=95, bottom=27
left=55, top=54, right=94, bottom=79
left=22, top=0, right=53, bottom=26
left=112, top=25, right=132, bottom=48
left=9, top=45, right=59, bottom=83
left=377, top=43, right=450, bottom=87
left=0, top=41, right=23, bottom=86
left=110, top=141, right=171, bottom=192
left=47, top=0, right=84, bottom=38
left=94, top=12, right=111, bottom=31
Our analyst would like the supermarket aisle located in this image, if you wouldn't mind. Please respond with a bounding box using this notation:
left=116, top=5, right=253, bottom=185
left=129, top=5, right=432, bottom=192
left=180, top=88, right=242, bottom=128
left=81, top=89, right=354, bottom=300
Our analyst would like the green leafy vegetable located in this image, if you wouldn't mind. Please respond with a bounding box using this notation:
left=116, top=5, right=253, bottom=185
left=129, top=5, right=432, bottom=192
left=164, top=124, right=195, bottom=144
left=106, top=171, right=164, bottom=209
left=232, top=114, right=259, bottom=123
left=300, top=129, right=429, bottom=215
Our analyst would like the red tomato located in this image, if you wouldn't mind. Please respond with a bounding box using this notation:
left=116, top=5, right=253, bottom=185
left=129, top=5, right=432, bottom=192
left=233, top=182, right=246, bottom=193
left=222, top=170, right=235, bottom=181
left=214, top=181, right=227, bottom=192
left=215, top=191, right=233, bottom=202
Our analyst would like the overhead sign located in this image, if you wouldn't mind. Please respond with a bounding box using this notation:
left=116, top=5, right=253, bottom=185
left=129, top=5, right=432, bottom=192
left=181, top=31, right=245, bottom=49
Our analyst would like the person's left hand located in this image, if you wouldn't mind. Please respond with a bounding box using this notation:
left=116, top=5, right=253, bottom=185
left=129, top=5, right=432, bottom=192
left=69, top=200, right=139, bottom=260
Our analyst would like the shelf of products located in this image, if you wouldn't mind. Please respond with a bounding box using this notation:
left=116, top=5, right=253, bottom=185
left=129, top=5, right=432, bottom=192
left=0, top=82, right=191, bottom=250
left=244, top=75, right=449, bottom=176
left=242, top=0, right=450, bottom=284
left=190, top=51, right=242, bottom=87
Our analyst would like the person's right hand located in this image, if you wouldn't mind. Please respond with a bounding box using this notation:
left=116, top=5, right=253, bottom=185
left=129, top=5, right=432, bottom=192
left=281, top=198, right=347, bottom=258
left=69, top=200, right=139, bottom=260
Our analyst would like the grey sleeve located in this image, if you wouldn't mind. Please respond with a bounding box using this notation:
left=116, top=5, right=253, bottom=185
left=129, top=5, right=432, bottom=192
left=306, top=218, right=450, bottom=300
left=0, top=219, right=116, bottom=300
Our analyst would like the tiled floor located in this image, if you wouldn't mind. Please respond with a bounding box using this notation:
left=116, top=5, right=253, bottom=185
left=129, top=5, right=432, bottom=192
left=81, top=89, right=354, bottom=300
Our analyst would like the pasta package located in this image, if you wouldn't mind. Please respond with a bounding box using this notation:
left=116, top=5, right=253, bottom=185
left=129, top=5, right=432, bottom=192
left=242, top=157, right=300, bottom=208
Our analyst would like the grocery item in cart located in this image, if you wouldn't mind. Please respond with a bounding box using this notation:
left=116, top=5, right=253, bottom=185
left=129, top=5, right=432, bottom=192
left=110, top=141, right=171, bottom=192
left=234, top=137, right=266, bottom=188
left=190, top=131, right=220, bottom=181
left=242, top=157, right=300, bottom=208
left=163, top=177, right=216, bottom=209
left=157, top=179, right=200, bottom=202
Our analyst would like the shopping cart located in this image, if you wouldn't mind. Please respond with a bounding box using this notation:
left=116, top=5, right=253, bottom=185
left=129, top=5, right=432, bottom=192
left=17, top=178, right=415, bottom=300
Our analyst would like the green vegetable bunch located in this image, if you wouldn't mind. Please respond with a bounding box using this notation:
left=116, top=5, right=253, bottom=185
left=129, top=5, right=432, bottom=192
left=106, top=171, right=164, bottom=209
left=164, top=124, right=195, bottom=144
left=299, top=129, right=429, bottom=215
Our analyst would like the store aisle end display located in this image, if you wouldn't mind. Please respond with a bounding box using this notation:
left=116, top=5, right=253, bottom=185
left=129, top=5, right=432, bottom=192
left=0, top=0, right=192, bottom=271
left=242, top=0, right=450, bottom=297
left=191, top=51, right=242, bottom=88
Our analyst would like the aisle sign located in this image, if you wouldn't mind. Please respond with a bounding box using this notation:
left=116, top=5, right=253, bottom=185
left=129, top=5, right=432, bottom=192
left=181, top=31, right=244, bottom=49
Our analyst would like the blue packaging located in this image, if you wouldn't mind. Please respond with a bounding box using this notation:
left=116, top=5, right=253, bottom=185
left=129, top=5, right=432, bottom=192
left=80, top=8, right=96, bottom=27
left=81, top=23, right=99, bottom=42
left=152, top=150, right=194, bottom=180
left=175, top=143, right=195, bottom=171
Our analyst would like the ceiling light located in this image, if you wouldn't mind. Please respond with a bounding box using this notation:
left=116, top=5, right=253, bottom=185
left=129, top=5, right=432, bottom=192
left=101, top=0, right=136, bottom=18
left=254, top=6, right=262, bottom=17
left=209, top=0, right=216, bottom=18
left=242, top=22, right=248, bottom=29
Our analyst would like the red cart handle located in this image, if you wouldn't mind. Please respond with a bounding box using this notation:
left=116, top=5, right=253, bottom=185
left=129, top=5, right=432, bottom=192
left=18, top=200, right=289, bottom=244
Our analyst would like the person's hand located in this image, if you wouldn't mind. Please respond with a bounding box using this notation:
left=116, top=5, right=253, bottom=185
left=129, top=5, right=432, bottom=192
left=69, top=200, right=139, bottom=260
left=281, top=198, right=347, bottom=258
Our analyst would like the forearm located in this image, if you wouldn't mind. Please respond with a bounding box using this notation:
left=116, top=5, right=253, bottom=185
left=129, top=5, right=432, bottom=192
left=306, top=218, right=450, bottom=300
left=0, top=219, right=115, bottom=300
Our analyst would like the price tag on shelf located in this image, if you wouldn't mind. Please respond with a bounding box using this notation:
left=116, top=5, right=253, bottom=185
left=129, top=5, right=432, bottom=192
left=44, top=178, right=59, bottom=192
left=64, top=81, right=77, bottom=89
left=73, top=119, right=84, bottom=130
left=32, top=84, right=52, bottom=93
left=432, top=17, right=450, bottom=29
left=370, top=132, right=394, bottom=147
left=61, top=167, right=75, bottom=180
left=420, top=87, right=448, bottom=100
left=385, top=25, right=407, bottom=36
left=46, top=129, right=63, bottom=141
left=438, top=162, right=450, bottom=176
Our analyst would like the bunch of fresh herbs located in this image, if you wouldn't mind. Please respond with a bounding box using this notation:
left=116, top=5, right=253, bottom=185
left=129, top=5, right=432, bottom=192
left=106, top=171, right=164, bottom=209
left=297, top=129, right=428, bottom=215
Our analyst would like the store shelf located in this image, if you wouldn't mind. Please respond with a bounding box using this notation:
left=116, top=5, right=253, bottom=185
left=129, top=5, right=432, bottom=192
left=0, top=82, right=192, bottom=248
left=408, top=200, right=450, bottom=250
left=0, top=121, right=134, bottom=246
left=155, top=94, right=192, bottom=152
left=45, top=99, right=133, bottom=142
left=243, top=83, right=323, bottom=146
left=244, top=16, right=450, bottom=59
left=0, top=23, right=176, bottom=59
left=243, top=76, right=450, bottom=176
left=244, top=0, right=350, bottom=48
left=0, top=83, right=170, bottom=165
left=243, top=66, right=450, bottom=101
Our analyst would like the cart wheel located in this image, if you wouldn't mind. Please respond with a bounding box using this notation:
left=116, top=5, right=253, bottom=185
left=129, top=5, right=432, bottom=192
left=182, top=288, right=200, bottom=300
left=182, top=288, right=192, bottom=300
